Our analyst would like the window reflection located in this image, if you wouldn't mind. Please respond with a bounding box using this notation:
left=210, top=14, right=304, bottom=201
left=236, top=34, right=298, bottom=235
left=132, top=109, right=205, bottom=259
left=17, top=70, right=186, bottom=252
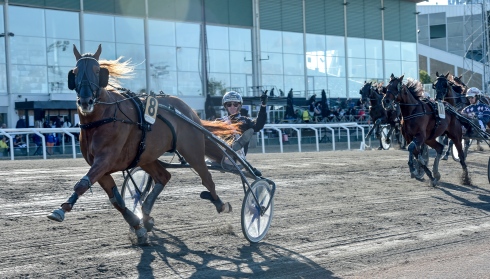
left=284, top=75, right=305, bottom=95
left=48, top=66, right=73, bottom=94
left=365, top=39, right=382, bottom=59
left=47, top=39, right=80, bottom=66
left=151, top=71, right=177, bottom=95
left=46, top=10, right=79, bottom=39
left=207, top=25, right=229, bottom=50
left=84, top=14, right=115, bottom=42
left=176, top=23, right=200, bottom=48
left=10, top=6, right=45, bottom=37
left=11, top=65, right=47, bottom=93
left=148, top=20, right=175, bottom=46
left=328, top=77, right=347, bottom=98
left=401, top=42, right=417, bottom=62
left=85, top=41, right=116, bottom=60
left=261, top=52, right=283, bottom=75
left=208, top=49, right=230, bottom=73
left=385, top=41, right=401, bottom=60
left=283, top=54, right=304, bottom=75
left=115, top=17, right=144, bottom=44
left=229, top=28, right=251, bottom=51
left=177, top=47, right=199, bottom=72
left=230, top=51, right=252, bottom=74
left=10, top=37, right=47, bottom=65
left=348, top=58, right=366, bottom=78
left=385, top=60, right=402, bottom=79
left=347, top=38, right=365, bottom=58
left=260, top=30, right=282, bottom=53
left=282, top=32, right=303, bottom=54
left=178, top=71, right=201, bottom=95
left=326, top=36, right=345, bottom=57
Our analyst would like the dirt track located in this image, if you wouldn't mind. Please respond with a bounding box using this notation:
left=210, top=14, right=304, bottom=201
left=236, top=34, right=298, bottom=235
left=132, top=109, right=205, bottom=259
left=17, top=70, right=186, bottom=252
left=2, top=147, right=490, bottom=278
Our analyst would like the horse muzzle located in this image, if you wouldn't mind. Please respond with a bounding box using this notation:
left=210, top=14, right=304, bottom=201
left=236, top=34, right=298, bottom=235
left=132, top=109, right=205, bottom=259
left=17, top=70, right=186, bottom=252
left=77, top=96, right=95, bottom=113
left=382, top=98, right=393, bottom=111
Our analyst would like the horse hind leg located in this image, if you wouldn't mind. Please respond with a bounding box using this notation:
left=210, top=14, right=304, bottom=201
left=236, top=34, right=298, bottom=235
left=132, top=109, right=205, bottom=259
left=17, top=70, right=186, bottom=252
left=453, top=139, right=471, bottom=185
left=180, top=140, right=232, bottom=214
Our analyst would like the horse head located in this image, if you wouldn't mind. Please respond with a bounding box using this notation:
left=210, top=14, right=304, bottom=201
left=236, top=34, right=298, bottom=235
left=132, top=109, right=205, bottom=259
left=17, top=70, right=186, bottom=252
left=383, top=74, right=404, bottom=111
left=433, top=71, right=450, bottom=102
left=67, top=44, right=109, bottom=113
left=359, top=81, right=372, bottom=104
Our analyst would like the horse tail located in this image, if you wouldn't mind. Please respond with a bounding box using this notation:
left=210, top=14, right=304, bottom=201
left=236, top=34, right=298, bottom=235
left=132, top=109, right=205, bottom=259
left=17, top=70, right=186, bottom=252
left=201, top=120, right=241, bottom=138
left=201, top=120, right=241, bottom=162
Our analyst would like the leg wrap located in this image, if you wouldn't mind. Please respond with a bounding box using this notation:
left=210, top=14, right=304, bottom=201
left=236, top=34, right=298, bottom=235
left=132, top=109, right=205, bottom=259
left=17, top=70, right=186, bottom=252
left=142, top=183, right=164, bottom=216
left=212, top=197, right=224, bottom=213
left=74, top=175, right=91, bottom=195
left=109, top=186, right=140, bottom=227
left=407, top=141, right=417, bottom=153
left=66, top=192, right=79, bottom=206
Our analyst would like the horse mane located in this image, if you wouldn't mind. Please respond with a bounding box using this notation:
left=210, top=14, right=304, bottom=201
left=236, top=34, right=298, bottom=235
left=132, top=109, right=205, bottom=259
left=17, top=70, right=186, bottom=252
left=99, top=57, right=135, bottom=88
left=405, top=78, right=424, bottom=98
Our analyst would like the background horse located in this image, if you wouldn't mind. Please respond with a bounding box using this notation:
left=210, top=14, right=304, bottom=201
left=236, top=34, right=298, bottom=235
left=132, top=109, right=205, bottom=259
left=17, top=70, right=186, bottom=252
left=382, top=74, right=470, bottom=186
left=48, top=45, right=243, bottom=244
left=359, top=81, right=402, bottom=149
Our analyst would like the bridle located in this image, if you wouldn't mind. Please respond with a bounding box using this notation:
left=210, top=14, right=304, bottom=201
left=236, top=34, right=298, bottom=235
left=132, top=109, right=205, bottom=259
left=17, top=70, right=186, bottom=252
left=74, top=57, right=101, bottom=101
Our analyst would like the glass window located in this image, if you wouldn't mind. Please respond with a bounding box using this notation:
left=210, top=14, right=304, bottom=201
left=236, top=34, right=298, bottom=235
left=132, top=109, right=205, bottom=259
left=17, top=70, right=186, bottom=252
left=207, top=25, right=229, bottom=50
left=177, top=71, right=202, bottom=96
left=347, top=38, right=365, bottom=58
left=401, top=42, right=417, bottom=62
left=313, top=76, right=327, bottom=93
left=10, top=36, right=46, bottom=65
left=46, top=10, right=79, bottom=39
left=260, top=30, right=282, bottom=53
left=177, top=47, right=199, bottom=72
left=306, top=52, right=327, bottom=76
left=326, top=35, right=345, bottom=57
left=148, top=20, right=175, bottom=46
left=261, top=52, right=283, bottom=75
left=115, top=17, right=144, bottom=44
left=365, top=39, right=382, bottom=60
left=365, top=59, right=383, bottom=80
left=47, top=39, right=81, bottom=66
left=116, top=43, right=146, bottom=70
left=230, top=74, right=247, bottom=94
left=384, top=41, right=401, bottom=60
left=208, top=73, right=230, bottom=94
left=229, top=27, right=251, bottom=51
left=348, top=78, right=365, bottom=98
left=327, top=77, right=346, bottom=98
left=283, top=54, right=304, bottom=75
left=262, top=74, right=284, bottom=93
left=0, top=64, right=7, bottom=93
left=208, top=49, right=230, bottom=73
left=176, top=23, right=200, bottom=48
left=385, top=60, right=402, bottom=79
left=447, top=22, right=463, bottom=38
left=10, top=6, right=45, bottom=37
left=149, top=45, right=177, bottom=72
left=120, top=69, right=146, bottom=93
left=282, top=32, right=303, bottom=54
left=326, top=56, right=345, bottom=77
left=306, top=34, right=326, bottom=53
left=348, top=58, right=366, bottom=78
left=230, top=51, right=252, bottom=74
left=48, top=65, right=73, bottom=94
left=402, top=61, right=417, bottom=80
left=150, top=70, right=177, bottom=95
left=83, top=14, right=115, bottom=42
left=284, top=75, right=305, bottom=96
left=85, top=41, right=116, bottom=60
left=11, top=65, right=48, bottom=93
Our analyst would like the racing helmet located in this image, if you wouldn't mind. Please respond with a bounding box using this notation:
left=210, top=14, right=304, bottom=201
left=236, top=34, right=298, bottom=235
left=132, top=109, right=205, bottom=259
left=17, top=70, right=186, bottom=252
left=467, top=87, right=481, bottom=98
left=222, top=91, right=243, bottom=105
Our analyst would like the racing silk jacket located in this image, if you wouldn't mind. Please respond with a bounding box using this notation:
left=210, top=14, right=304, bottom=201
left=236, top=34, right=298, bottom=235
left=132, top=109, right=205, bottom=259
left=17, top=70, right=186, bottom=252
left=462, top=101, right=490, bottom=127
left=218, top=105, right=267, bottom=155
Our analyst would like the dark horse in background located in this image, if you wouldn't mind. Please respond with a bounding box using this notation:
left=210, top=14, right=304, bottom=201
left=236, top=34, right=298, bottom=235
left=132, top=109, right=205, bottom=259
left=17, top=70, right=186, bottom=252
left=47, top=45, right=243, bottom=244
left=382, top=74, right=470, bottom=186
left=359, top=81, right=402, bottom=150
left=433, top=72, right=486, bottom=159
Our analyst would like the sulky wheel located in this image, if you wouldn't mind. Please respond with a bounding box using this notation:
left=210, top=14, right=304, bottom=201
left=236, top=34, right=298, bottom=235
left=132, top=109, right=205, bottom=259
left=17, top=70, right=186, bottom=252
left=488, top=157, right=490, bottom=184
left=241, top=179, right=274, bottom=243
left=452, top=139, right=471, bottom=162
left=380, top=126, right=391, bottom=150
left=121, top=167, right=154, bottom=219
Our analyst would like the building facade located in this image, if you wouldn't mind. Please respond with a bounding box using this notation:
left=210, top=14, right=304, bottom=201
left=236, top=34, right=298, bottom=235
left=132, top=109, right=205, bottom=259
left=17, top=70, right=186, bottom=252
left=0, top=0, right=421, bottom=128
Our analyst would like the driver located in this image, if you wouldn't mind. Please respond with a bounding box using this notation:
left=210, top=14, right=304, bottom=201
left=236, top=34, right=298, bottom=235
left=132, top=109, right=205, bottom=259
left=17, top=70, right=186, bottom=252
left=217, top=91, right=268, bottom=176
left=461, top=87, right=490, bottom=136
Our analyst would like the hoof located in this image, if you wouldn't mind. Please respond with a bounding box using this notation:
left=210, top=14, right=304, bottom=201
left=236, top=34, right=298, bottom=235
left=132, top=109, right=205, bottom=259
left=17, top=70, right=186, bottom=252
left=441, top=155, right=448, bottom=161
left=135, top=227, right=148, bottom=245
left=434, top=172, right=441, bottom=181
left=377, top=146, right=383, bottom=150
left=221, top=202, right=232, bottom=213
left=429, top=179, right=438, bottom=187
left=143, top=217, right=154, bottom=232
left=47, top=208, right=65, bottom=222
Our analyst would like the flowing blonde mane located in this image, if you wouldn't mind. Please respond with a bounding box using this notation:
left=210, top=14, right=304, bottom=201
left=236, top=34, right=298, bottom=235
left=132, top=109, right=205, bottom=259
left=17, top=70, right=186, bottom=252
left=99, top=57, right=134, bottom=88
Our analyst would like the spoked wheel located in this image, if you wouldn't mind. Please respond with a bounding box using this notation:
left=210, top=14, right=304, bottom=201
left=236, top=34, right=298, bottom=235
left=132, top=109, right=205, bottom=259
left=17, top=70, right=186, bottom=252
left=380, top=127, right=391, bottom=150
left=121, top=167, right=154, bottom=219
left=241, top=179, right=274, bottom=243
left=487, top=157, right=490, bottom=184
left=452, top=139, right=472, bottom=162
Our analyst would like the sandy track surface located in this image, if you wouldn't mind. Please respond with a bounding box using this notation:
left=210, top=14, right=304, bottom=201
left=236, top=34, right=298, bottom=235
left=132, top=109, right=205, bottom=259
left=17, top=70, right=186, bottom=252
left=2, top=148, right=490, bottom=278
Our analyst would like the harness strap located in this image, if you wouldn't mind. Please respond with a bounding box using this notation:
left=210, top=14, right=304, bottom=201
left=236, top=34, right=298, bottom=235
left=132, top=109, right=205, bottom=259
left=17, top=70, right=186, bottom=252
left=122, top=92, right=147, bottom=170
left=157, top=114, right=177, bottom=153
left=79, top=117, right=117, bottom=129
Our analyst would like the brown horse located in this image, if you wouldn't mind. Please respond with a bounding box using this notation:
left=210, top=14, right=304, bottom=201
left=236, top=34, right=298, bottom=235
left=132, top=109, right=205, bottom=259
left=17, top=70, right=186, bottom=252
left=47, top=44, right=243, bottom=244
left=382, top=74, right=470, bottom=186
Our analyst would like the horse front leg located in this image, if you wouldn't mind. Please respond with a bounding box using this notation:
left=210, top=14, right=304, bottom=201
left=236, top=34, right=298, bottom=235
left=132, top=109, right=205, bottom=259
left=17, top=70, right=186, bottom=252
left=427, top=140, right=444, bottom=185
left=47, top=175, right=92, bottom=222
left=453, top=137, right=471, bottom=185
left=97, top=174, right=148, bottom=245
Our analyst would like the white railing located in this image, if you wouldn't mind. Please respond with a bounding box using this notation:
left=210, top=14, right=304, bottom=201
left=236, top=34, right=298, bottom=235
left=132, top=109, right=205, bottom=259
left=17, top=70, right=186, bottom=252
left=1, top=123, right=370, bottom=160
left=259, top=122, right=366, bottom=153
left=0, top=128, right=81, bottom=160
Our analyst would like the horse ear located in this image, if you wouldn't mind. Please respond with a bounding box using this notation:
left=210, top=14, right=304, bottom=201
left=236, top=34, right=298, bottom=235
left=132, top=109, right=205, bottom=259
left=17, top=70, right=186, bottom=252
left=73, top=44, right=81, bottom=60
left=93, top=44, right=102, bottom=60
left=399, top=75, right=404, bottom=81
left=99, top=67, right=109, bottom=87
left=67, top=70, right=76, bottom=90
left=436, top=71, right=439, bottom=77
left=390, top=73, right=395, bottom=80
left=445, top=72, right=450, bottom=78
